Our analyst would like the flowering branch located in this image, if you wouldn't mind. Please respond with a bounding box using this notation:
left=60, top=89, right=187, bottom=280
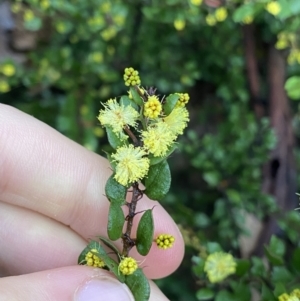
left=78, top=67, right=190, bottom=301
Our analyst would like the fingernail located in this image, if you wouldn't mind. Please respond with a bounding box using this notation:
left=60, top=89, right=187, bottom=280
left=74, top=277, right=134, bottom=301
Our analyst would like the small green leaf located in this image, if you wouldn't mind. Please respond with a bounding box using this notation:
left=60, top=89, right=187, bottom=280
left=136, top=209, right=154, bottom=256
left=24, top=17, right=42, bottom=31
left=261, top=284, right=276, bottom=301
left=108, top=203, right=125, bottom=241
left=271, top=267, right=293, bottom=283
left=125, top=268, right=150, bottom=301
left=291, top=248, right=300, bottom=272
left=144, top=160, right=171, bottom=200
left=163, top=94, right=180, bottom=115
left=78, top=244, right=90, bottom=265
left=87, top=240, right=125, bottom=283
left=106, top=127, right=124, bottom=149
left=105, top=175, right=127, bottom=205
left=235, top=259, right=251, bottom=276
left=203, top=171, right=220, bottom=187
left=120, top=95, right=139, bottom=111
left=97, top=235, right=121, bottom=257
left=149, top=144, right=178, bottom=166
left=264, top=245, right=284, bottom=266
left=196, top=288, right=214, bottom=300
left=284, top=76, right=300, bottom=100
left=233, top=3, right=255, bottom=23
left=206, top=242, right=222, bottom=254
left=269, top=235, right=286, bottom=257
left=130, top=87, right=144, bottom=106
left=273, top=283, right=286, bottom=298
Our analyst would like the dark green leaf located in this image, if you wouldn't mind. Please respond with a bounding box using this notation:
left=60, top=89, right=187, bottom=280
left=97, top=235, right=121, bottom=257
left=130, top=87, right=143, bottom=106
left=163, top=94, right=179, bottom=115
left=264, top=245, right=284, bottom=266
left=215, top=290, right=233, bottom=301
left=144, top=160, right=171, bottom=200
left=107, top=203, right=125, bottom=241
left=261, top=284, right=276, bottom=301
left=106, top=127, right=124, bottom=149
left=125, top=268, right=150, bottom=301
left=78, top=244, right=91, bottom=265
left=273, top=283, right=286, bottom=298
left=105, top=175, right=127, bottom=205
left=149, top=144, right=178, bottom=165
left=120, top=95, right=139, bottom=111
left=250, top=256, right=267, bottom=277
left=235, top=259, right=251, bottom=276
left=87, top=240, right=125, bottom=283
left=196, top=288, right=214, bottom=300
left=291, top=248, right=300, bottom=272
left=271, top=267, right=293, bottom=283
left=269, top=235, right=286, bottom=257
left=136, top=209, right=154, bottom=256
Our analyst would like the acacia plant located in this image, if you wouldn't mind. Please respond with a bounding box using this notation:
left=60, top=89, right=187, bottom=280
left=78, top=67, right=190, bottom=300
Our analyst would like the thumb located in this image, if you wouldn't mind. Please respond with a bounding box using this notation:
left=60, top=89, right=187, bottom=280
left=0, top=266, right=134, bottom=301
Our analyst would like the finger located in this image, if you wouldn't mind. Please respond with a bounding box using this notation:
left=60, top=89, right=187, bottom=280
left=0, top=104, right=184, bottom=278
left=0, top=266, right=169, bottom=301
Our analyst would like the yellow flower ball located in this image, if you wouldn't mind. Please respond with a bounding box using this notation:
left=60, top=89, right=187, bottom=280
left=266, top=1, right=281, bottom=16
left=155, top=234, right=175, bottom=249
left=119, top=257, right=138, bottom=275
left=0, top=81, right=10, bottom=93
left=144, top=95, right=162, bottom=118
left=1, top=64, right=16, bottom=77
left=190, top=0, right=203, bottom=6
left=206, top=14, right=216, bottom=26
left=204, top=252, right=236, bottom=283
left=215, top=7, right=228, bottom=22
left=174, top=19, right=186, bottom=31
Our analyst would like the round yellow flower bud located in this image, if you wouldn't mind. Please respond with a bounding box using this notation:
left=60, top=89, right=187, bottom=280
left=144, top=95, right=162, bottom=118
left=155, top=234, right=175, bottom=249
left=119, top=257, right=138, bottom=275
left=84, top=249, right=105, bottom=268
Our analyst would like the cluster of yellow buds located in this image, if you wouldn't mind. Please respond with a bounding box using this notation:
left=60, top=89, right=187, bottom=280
left=85, top=249, right=106, bottom=268
left=119, top=256, right=138, bottom=275
left=175, top=93, right=190, bottom=107
left=278, top=289, right=300, bottom=301
left=124, top=67, right=141, bottom=86
left=155, top=234, right=175, bottom=249
left=144, top=95, right=162, bottom=118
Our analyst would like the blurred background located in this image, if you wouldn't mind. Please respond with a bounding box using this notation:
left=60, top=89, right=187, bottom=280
left=1, top=0, right=300, bottom=300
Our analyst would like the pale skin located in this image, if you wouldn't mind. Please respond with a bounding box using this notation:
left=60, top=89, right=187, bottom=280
left=0, top=104, right=184, bottom=300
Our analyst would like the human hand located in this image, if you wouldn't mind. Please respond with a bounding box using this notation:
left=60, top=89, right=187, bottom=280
left=0, top=104, right=184, bottom=301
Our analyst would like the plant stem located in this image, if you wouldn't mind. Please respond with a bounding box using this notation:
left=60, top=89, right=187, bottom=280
left=122, top=182, right=143, bottom=256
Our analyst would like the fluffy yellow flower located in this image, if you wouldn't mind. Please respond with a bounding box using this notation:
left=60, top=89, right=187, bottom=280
left=266, top=1, right=281, bottom=16
left=142, top=121, right=175, bottom=157
left=164, top=107, right=189, bottom=137
left=85, top=249, right=105, bottom=268
left=204, top=252, right=236, bottom=283
left=190, top=0, right=202, bottom=6
left=206, top=14, right=216, bottom=26
left=144, top=95, right=162, bottom=118
left=1, top=64, right=16, bottom=77
left=111, top=145, right=150, bottom=186
left=215, top=7, right=228, bottom=22
left=0, top=81, right=10, bottom=93
left=174, top=19, right=186, bottom=31
left=98, top=98, right=139, bottom=136
left=119, top=257, right=138, bottom=275
left=291, top=290, right=300, bottom=298
left=155, top=234, right=175, bottom=249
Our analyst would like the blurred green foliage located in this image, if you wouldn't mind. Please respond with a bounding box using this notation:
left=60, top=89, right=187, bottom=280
left=2, top=0, right=300, bottom=300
